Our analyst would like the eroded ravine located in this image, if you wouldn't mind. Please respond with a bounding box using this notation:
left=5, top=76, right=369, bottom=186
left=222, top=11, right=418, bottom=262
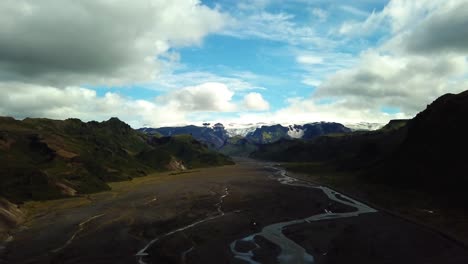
left=230, top=165, right=377, bottom=264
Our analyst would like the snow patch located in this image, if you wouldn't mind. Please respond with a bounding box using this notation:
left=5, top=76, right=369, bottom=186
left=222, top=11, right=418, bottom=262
left=287, top=125, right=304, bottom=139
left=345, top=122, right=384, bottom=131
left=226, top=127, right=258, bottom=137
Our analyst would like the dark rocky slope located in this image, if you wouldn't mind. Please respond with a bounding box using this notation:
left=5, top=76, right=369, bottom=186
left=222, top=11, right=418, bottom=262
left=252, top=90, right=468, bottom=198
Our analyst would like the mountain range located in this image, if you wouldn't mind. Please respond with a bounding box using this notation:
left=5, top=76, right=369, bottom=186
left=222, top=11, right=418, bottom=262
left=2, top=90, right=468, bottom=242
left=139, top=122, right=353, bottom=156
left=0, top=117, right=232, bottom=203
left=251, top=90, right=468, bottom=201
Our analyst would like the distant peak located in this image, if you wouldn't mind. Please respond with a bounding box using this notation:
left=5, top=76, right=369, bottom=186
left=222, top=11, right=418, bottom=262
left=107, top=117, right=122, bottom=122
left=101, top=117, right=132, bottom=131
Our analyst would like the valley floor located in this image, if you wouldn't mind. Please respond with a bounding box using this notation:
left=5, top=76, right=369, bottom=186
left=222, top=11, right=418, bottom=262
left=2, top=159, right=468, bottom=263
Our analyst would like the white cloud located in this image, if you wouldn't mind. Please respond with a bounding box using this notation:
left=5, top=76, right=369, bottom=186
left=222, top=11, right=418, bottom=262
left=315, top=51, right=468, bottom=113
left=243, top=92, right=270, bottom=111
left=337, top=0, right=450, bottom=36
left=223, top=11, right=335, bottom=47
left=157, top=82, right=236, bottom=112
left=339, top=5, right=369, bottom=17
left=272, top=98, right=408, bottom=124
left=397, top=1, right=468, bottom=54
left=296, top=55, right=323, bottom=65
left=0, top=82, right=237, bottom=127
left=311, top=8, right=328, bottom=22
left=0, top=0, right=229, bottom=86
left=338, top=10, right=384, bottom=36
left=0, top=83, right=147, bottom=126
left=0, top=81, right=273, bottom=127
left=318, top=0, right=468, bottom=119
left=237, top=0, right=271, bottom=10
left=150, top=71, right=266, bottom=91
left=205, top=97, right=408, bottom=127
left=301, top=78, right=322, bottom=87
left=2, top=0, right=467, bottom=128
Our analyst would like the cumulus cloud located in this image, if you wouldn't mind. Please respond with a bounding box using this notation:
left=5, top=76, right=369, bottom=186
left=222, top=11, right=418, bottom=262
left=315, top=51, right=468, bottom=113
left=0, top=0, right=229, bottom=86
left=0, top=83, right=149, bottom=126
left=206, top=96, right=408, bottom=126
left=157, top=82, right=236, bottom=112
left=1, top=0, right=467, bottom=127
left=0, top=82, right=239, bottom=127
left=272, top=98, right=408, bottom=124
left=401, top=1, right=468, bottom=54
left=0, top=80, right=274, bottom=127
left=243, top=92, right=270, bottom=111
left=315, top=0, right=468, bottom=119
left=0, top=1, right=247, bottom=127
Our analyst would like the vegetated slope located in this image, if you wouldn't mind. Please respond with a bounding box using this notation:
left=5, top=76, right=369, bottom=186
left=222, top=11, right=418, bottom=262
left=252, top=90, right=468, bottom=197
left=139, top=123, right=229, bottom=149
left=138, top=134, right=233, bottom=169
left=219, top=136, right=259, bottom=157
left=0, top=117, right=233, bottom=202
left=245, top=124, right=289, bottom=144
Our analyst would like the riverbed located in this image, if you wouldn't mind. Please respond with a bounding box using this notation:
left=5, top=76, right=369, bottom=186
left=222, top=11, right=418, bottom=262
left=3, top=160, right=468, bottom=263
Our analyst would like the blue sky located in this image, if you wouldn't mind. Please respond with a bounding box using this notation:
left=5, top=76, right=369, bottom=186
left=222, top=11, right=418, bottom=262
left=120, top=0, right=393, bottom=122
left=1, top=0, right=467, bottom=127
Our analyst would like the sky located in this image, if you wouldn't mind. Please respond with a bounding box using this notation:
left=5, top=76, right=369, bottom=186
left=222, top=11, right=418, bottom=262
left=0, top=0, right=467, bottom=128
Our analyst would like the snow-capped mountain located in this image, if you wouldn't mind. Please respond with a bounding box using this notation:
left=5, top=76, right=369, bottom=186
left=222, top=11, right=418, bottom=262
left=344, top=122, right=385, bottom=131
left=287, top=125, right=304, bottom=139
left=226, top=127, right=258, bottom=137
left=138, top=121, right=383, bottom=151
left=224, top=123, right=265, bottom=137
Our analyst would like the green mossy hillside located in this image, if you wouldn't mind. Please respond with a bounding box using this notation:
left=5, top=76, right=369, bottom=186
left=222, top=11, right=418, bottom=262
left=0, top=117, right=233, bottom=202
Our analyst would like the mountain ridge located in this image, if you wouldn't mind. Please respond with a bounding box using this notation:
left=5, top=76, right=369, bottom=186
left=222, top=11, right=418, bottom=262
left=139, top=122, right=354, bottom=155
left=250, top=90, right=468, bottom=200
left=0, top=117, right=233, bottom=203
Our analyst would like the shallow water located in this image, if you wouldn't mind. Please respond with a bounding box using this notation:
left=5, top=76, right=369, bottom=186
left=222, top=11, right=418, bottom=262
left=230, top=165, right=377, bottom=264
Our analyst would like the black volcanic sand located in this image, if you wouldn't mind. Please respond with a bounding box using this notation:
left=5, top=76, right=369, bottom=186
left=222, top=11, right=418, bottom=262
left=2, top=160, right=468, bottom=264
